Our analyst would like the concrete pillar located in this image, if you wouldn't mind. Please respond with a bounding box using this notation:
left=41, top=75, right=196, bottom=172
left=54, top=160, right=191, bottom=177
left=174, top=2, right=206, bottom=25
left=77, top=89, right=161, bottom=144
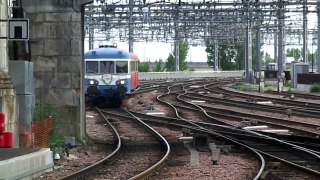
left=317, top=1, right=320, bottom=73
left=0, top=0, right=8, bottom=72
left=0, top=0, right=18, bottom=148
left=22, top=0, right=91, bottom=142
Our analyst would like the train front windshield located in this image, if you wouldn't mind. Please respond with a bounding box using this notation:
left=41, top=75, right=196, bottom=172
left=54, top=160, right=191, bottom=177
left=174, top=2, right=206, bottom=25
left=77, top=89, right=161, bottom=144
left=116, top=62, right=128, bottom=73
left=86, top=61, right=128, bottom=74
left=86, top=62, right=98, bottom=73
left=100, top=61, right=115, bottom=73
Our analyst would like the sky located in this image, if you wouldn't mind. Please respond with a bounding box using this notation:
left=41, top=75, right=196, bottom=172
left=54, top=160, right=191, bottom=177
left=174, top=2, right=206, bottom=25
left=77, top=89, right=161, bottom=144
left=84, top=3, right=319, bottom=63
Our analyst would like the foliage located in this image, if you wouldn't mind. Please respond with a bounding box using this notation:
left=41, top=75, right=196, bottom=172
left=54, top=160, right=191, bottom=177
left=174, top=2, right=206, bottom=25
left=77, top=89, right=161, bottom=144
left=33, top=104, right=59, bottom=121
left=205, top=40, right=215, bottom=68
left=234, top=45, right=244, bottom=70
left=179, top=42, right=189, bottom=71
left=165, top=53, right=175, bottom=71
left=48, top=134, right=65, bottom=150
left=286, top=48, right=301, bottom=61
left=264, top=81, right=273, bottom=87
left=310, top=84, right=320, bottom=92
left=264, top=52, right=274, bottom=65
left=286, top=48, right=316, bottom=63
left=237, top=85, right=250, bottom=91
left=153, top=59, right=165, bottom=72
left=206, top=43, right=268, bottom=71
left=219, top=45, right=238, bottom=70
left=237, top=84, right=258, bottom=92
left=138, top=61, right=151, bottom=72
left=284, top=81, right=292, bottom=87
left=265, top=86, right=274, bottom=92
left=165, top=41, right=189, bottom=71
left=48, top=110, right=65, bottom=151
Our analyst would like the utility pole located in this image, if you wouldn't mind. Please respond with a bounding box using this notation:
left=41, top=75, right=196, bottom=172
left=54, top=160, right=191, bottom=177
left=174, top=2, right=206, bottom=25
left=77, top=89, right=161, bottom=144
left=255, top=1, right=261, bottom=77
left=302, top=0, right=308, bottom=63
left=88, top=5, right=94, bottom=50
left=214, top=39, right=218, bottom=71
left=128, top=0, right=133, bottom=52
left=174, top=5, right=179, bottom=71
left=277, top=0, right=285, bottom=77
left=244, top=0, right=252, bottom=83
left=274, top=19, right=277, bottom=63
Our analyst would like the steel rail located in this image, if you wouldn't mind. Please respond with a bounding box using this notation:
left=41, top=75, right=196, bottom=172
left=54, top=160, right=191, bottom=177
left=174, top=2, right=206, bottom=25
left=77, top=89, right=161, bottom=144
left=58, top=107, right=122, bottom=180
left=103, top=108, right=265, bottom=180
left=97, top=107, right=172, bottom=180
left=173, top=89, right=320, bottom=176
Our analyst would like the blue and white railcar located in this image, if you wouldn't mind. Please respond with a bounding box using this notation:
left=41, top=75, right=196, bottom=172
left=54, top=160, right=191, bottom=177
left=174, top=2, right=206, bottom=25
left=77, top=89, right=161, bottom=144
left=84, top=45, right=139, bottom=106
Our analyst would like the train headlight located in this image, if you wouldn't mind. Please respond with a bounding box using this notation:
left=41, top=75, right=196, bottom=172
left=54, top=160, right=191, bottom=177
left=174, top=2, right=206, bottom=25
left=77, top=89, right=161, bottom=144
left=87, top=79, right=98, bottom=86
left=116, top=79, right=126, bottom=85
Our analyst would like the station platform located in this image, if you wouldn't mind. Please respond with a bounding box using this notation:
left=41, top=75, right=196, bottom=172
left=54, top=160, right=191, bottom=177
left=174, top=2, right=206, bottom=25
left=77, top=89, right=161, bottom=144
left=0, top=148, right=53, bottom=180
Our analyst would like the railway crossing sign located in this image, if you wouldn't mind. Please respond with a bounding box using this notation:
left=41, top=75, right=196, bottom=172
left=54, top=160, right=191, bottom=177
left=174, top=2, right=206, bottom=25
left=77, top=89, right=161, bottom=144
left=8, top=19, right=29, bottom=41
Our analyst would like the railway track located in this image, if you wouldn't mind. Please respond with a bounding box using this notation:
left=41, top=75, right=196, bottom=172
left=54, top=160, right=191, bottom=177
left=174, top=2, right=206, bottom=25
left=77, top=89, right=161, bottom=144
left=211, top=86, right=320, bottom=111
left=267, top=91, right=320, bottom=101
left=125, top=78, right=320, bottom=179
left=153, top=81, right=320, bottom=178
left=174, top=96, right=320, bottom=138
left=186, top=88, right=320, bottom=118
left=105, top=108, right=320, bottom=179
left=103, top=109, right=265, bottom=180
left=58, top=107, right=170, bottom=180
left=154, top=83, right=320, bottom=139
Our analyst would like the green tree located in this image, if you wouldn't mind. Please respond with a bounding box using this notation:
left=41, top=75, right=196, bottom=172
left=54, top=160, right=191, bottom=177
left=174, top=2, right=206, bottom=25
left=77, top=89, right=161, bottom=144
left=153, top=59, right=165, bottom=72
left=286, top=48, right=301, bottom=61
left=234, top=45, right=244, bottom=69
left=219, top=45, right=238, bottom=70
left=165, top=53, right=175, bottom=71
left=138, top=61, right=151, bottom=72
left=264, top=52, right=273, bottom=65
left=179, top=42, right=189, bottom=71
left=205, top=41, right=215, bottom=67
left=165, top=41, right=189, bottom=71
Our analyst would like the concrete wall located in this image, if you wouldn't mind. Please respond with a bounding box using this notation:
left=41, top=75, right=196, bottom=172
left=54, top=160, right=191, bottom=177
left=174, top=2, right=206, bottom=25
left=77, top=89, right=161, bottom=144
left=22, top=0, right=89, bottom=141
left=139, top=71, right=244, bottom=80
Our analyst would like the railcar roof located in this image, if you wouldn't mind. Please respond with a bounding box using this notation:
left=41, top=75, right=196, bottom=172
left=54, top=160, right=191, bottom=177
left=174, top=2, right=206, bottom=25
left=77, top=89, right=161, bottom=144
left=85, top=47, right=132, bottom=59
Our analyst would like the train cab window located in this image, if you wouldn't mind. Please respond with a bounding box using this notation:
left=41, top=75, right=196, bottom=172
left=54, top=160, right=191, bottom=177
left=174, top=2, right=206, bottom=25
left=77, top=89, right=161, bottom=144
left=116, top=61, right=128, bottom=73
left=267, top=63, right=277, bottom=71
left=100, top=61, right=115, bottom=73
left=86, top=61, right=98, bottom=73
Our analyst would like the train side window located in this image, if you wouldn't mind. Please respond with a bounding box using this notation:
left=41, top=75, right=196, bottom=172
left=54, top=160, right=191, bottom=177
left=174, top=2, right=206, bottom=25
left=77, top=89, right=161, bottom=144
left=116, top=61, right=128, bottom=73
left=86, top=61, right=98, bottom=73
left=100, top=61, right=114, bottom=73
left=130, top=61, right=135, bottom=72
left=136, top=61, right=139, bottom=71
